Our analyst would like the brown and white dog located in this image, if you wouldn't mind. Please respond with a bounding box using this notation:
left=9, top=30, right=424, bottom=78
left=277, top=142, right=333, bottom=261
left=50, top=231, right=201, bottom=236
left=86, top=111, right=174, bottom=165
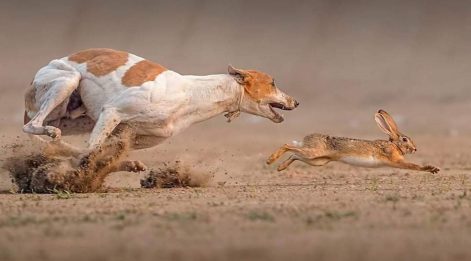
left=24, top=48, right=298, bottom=170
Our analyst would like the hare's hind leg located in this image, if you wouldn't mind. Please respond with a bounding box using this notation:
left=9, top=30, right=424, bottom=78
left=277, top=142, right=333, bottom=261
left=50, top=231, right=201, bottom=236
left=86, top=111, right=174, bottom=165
left=277, top=155, right=298, bottom=171
left=267, top=144, right=308, bottom=164
left=277, top=155, right=331, bottom=171
left=303, top=156, right=331, bottom=166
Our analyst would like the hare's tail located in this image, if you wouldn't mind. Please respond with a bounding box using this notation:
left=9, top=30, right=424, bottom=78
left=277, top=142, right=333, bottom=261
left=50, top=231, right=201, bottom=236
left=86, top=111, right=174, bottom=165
left=292, top=140, right=303, bottom=147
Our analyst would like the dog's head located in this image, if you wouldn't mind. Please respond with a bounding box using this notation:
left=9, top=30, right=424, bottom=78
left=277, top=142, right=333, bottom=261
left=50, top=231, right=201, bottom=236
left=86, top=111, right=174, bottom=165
left=228, top=65, right=299, bottom=123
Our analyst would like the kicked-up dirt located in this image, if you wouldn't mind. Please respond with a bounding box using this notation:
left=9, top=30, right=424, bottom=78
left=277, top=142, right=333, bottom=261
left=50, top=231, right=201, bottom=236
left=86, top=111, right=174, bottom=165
left=3, top=128, right=209, bottom=193
left=3, top=128, right=134, bottom=193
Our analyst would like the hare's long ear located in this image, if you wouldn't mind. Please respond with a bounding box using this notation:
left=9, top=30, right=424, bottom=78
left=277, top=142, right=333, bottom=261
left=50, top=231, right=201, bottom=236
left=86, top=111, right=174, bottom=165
left=375, top=110, right=399, bottom=139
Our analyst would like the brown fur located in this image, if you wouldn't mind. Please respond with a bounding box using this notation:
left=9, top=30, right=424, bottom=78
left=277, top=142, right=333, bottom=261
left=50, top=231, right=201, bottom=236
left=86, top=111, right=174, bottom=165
left=68, top=48, right=129, bottom=77
left=300, top=134, right=400, bottom=162
left=228, top=66, right=277, bottom=102
left=242, top=70, right=276, bottom=101
left=121, top=60, right=167, bottom=87
left=267, top=110, right=440, bottom=174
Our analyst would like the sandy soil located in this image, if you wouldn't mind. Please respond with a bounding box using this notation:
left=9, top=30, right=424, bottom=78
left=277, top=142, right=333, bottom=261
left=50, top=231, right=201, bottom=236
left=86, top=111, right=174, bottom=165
left=0, top=123, right=470, bottom=261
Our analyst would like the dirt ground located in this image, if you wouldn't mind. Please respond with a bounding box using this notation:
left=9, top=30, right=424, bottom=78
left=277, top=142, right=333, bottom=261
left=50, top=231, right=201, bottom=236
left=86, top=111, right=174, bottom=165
left=0, top=123, right=470, bottom=261
left=1, top=0, right=471, bottom=260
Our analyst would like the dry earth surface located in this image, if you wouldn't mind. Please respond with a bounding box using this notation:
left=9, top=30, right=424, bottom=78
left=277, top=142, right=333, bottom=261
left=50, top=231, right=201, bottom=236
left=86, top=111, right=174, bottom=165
left=0, top=123, right=470, bottom=261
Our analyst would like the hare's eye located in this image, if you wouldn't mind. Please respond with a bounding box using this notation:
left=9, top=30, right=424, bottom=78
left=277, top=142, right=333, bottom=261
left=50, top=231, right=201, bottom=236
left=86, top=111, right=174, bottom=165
left=402, top=137, right=408, bottom=142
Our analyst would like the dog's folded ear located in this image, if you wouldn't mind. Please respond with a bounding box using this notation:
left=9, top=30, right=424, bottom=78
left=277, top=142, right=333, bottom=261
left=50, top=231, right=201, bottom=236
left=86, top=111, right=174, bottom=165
left=228, top=65, right=247, bottom=84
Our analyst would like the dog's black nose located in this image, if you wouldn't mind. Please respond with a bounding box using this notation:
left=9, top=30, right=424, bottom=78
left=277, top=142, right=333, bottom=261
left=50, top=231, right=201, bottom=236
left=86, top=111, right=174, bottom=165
left=294, top=100, right=300, bottom=107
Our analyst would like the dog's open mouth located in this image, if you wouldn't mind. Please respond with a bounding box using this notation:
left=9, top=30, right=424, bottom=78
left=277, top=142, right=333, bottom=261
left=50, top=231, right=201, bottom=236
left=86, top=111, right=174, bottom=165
left=270, top=102, right=287, bottom=110
left=268, top=102, right=291, bottom=121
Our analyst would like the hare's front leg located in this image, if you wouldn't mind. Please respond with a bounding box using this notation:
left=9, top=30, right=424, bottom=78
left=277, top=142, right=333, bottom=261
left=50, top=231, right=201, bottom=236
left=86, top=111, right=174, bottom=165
left=391, top=160, right=440, bottom=174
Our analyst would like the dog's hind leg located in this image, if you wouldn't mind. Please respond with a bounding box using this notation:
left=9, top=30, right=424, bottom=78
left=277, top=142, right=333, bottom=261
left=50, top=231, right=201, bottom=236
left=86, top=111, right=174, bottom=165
left=23, top=61, right=81, bottom=140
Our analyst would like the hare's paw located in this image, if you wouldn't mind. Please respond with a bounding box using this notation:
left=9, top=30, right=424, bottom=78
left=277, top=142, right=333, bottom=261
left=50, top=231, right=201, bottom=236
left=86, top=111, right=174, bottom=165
left=423, top=165, right=440, bottom=174
left=277, top=164, right=288, bottom=171
left=266, top=154, right=278, bottom=165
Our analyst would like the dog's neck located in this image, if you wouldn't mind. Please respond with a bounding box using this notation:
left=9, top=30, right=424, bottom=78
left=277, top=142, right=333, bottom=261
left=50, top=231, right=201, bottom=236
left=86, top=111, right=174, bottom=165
left=179, top=74, right=243, bottom=124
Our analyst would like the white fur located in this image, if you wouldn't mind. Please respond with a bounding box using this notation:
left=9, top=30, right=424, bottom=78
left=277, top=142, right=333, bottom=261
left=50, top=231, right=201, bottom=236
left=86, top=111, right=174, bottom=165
left=23, top=51, right=295, bottom=154
left=339, top=156, right=384, bottom=168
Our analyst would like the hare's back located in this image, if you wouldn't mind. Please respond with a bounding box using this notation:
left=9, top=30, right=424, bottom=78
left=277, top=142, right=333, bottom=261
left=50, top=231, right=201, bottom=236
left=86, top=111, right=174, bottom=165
left=302, top=134, right=329, bottom=147
left=303, top=134, right=380, bottom=152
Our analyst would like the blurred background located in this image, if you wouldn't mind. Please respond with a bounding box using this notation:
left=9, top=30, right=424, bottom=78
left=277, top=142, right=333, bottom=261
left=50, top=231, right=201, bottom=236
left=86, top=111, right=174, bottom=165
left=0, top=0, right=470, bottom=139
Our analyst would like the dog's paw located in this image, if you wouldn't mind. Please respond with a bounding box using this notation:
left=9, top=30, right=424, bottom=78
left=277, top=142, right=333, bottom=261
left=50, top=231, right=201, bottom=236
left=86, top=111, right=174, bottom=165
left=44, top=126, right=61, bottom=140
left=121, top=160, right=147, bottom=172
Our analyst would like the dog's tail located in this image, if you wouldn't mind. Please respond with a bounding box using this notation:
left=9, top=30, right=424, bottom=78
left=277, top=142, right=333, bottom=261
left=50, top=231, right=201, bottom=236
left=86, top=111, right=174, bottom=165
left=24, top=85, right=36, bottom=124
left=24, top=111, right=31, bottom=125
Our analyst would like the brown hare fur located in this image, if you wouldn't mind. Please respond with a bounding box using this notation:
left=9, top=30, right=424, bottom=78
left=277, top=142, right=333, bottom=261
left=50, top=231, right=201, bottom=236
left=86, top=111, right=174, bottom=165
left=267, top=110, right=440, bottom=173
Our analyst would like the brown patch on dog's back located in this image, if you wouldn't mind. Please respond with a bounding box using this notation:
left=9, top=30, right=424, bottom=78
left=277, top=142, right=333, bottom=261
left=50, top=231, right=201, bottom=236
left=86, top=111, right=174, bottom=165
left=121, top=60, right=167, bottom=87
left=68, top=48, right=128, bottom=77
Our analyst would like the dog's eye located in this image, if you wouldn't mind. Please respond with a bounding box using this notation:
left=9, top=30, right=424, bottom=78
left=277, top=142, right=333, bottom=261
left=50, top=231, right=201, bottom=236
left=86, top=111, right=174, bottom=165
left=271, top=80, right=275, bottom=86
left=402, top=137, right=408, bottom=142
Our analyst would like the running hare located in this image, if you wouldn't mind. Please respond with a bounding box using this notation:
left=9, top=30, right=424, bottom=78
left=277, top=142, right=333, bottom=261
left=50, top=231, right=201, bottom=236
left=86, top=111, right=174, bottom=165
left=267, top=110, right=440, bottom=173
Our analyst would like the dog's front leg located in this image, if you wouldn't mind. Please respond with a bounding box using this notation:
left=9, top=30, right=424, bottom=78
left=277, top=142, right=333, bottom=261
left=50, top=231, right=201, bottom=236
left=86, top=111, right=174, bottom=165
left=87, top=108, right=121, bottom=150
